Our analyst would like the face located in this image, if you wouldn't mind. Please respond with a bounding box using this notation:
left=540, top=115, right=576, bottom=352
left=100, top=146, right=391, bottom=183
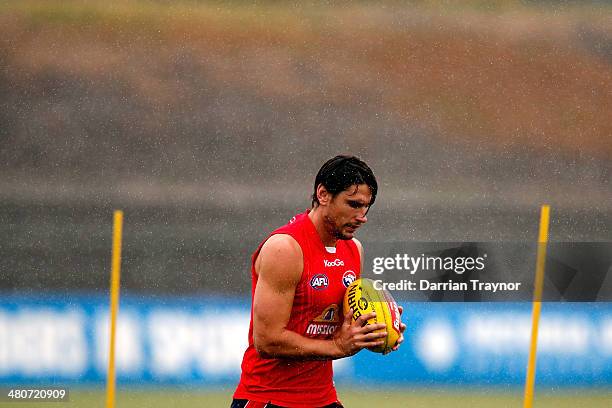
left=321, top=184, right=372, bottom=240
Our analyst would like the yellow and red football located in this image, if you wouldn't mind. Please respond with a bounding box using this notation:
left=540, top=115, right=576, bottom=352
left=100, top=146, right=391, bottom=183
left=343, top=278, right=402, bottom=354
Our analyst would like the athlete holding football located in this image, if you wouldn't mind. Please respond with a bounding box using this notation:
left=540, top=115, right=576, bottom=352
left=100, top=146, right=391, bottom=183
left=232, top=155, right=406, bottom=408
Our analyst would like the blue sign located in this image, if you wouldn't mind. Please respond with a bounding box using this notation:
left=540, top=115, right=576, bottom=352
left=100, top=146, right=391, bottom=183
left=352, top=302, right=612, bottom=387
left=1, top=294, right=611, bottom=387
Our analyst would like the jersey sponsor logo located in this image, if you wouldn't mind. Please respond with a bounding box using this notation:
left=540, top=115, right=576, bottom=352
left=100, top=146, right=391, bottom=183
left=307, top=304, right=340, bottom=336
left=342, top=270, right=356, bottom=287
left=305, top=323, right=337, bottom=336
left=313, top=304, right=340, bottom=323
left=310, top=273, right=329, bottom=290
left=324, top=258, right=344, bottom=267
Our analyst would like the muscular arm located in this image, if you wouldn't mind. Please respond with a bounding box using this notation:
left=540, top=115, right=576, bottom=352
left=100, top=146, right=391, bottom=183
left=252, top=234, right=386, bottom=360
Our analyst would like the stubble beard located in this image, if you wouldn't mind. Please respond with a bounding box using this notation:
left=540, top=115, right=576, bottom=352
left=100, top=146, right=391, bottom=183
left=323, top=214, right=352, bottom=241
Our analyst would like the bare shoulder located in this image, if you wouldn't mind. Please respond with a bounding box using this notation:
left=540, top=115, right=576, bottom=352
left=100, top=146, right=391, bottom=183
left=352, top=237, right=364, bottom=258
left=256, top=234, right=303, bottom=288
left=260, top=233, right=301, bottom=256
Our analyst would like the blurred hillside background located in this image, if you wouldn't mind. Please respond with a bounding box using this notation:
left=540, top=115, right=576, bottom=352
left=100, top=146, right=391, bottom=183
left=0, top=0, right=610, bottom=295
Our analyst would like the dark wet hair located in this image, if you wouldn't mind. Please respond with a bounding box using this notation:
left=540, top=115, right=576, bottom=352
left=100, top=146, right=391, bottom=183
left=311, top=155, right=377, bottom=207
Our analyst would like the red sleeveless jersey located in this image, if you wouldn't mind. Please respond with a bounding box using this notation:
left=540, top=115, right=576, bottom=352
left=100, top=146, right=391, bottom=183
left=234, top=211, right=361, bottom=407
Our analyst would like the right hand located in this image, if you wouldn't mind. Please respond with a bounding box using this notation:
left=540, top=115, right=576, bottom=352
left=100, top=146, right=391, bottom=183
left=332, top=308, right=387, bottom=358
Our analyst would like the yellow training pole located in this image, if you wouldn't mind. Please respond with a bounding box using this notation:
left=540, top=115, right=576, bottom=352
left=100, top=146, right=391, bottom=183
left=106, top=210, right=123, bottom=408
left=523, top=205, right=550, bottom=408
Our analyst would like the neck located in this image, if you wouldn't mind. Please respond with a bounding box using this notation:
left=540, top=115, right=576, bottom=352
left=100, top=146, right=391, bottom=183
left=308, top=207, right=337, bottom=247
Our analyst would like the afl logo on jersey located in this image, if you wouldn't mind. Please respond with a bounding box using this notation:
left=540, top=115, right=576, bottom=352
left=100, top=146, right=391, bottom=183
left=342, top=270, right=357, bottom=288
left=310, top=274, right=329, bottom=290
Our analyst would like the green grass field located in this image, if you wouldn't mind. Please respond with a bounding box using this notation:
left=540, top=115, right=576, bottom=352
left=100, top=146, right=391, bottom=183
left=8, top=388, right=612, bottom=408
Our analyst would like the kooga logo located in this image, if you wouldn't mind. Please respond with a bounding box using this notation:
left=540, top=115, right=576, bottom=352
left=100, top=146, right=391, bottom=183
left=324, top=259, right=344, bottom=267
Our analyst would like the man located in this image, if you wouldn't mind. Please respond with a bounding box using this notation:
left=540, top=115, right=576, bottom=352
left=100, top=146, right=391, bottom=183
left=232, top=155, right=405, bottom=408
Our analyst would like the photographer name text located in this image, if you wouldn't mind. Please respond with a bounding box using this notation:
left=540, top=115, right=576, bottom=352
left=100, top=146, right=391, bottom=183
left=373, top=279, right=522, bottom=292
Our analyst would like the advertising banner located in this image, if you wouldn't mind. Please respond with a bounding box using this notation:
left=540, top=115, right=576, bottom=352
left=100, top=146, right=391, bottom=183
left=1, top=295, right=611, bottom=387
